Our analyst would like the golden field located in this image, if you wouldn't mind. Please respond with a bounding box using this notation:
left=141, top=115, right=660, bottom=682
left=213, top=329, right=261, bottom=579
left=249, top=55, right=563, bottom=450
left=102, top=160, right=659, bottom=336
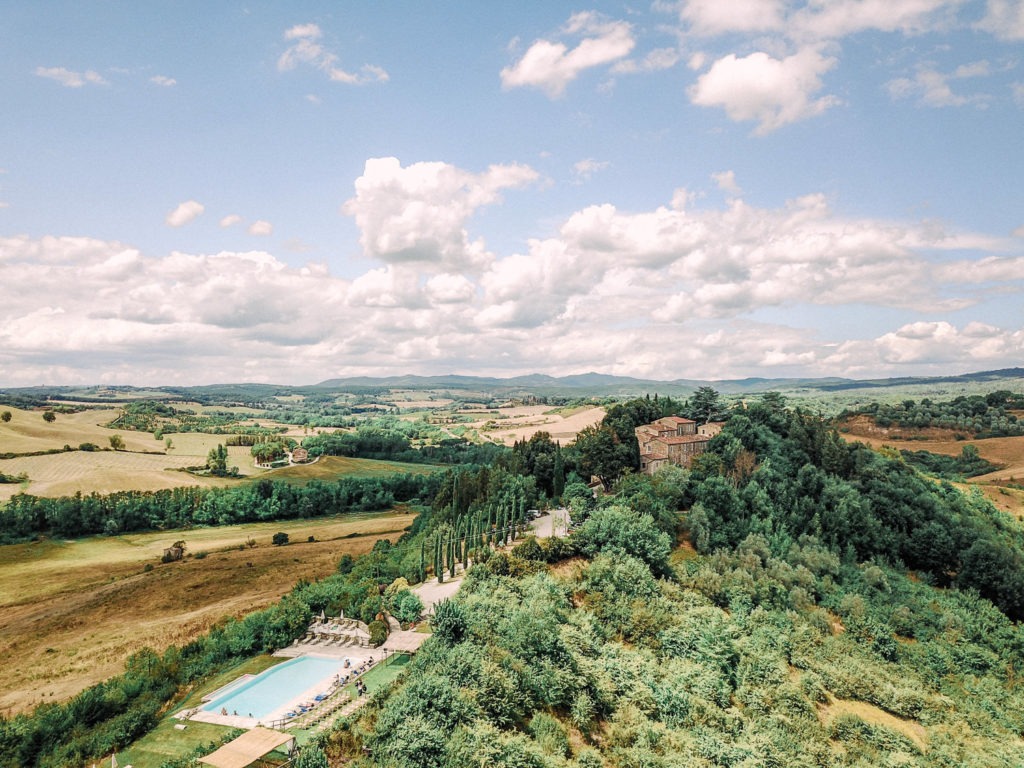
left=0, top=510, right=414, bottom=715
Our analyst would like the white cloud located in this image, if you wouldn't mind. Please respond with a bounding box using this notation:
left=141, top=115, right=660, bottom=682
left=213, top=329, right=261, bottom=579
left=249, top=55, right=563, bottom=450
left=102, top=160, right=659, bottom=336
left=887, top=60, right=991, bottom=107
left=165, top=200, right=204, bottom=227
left=689, top=48, right=840, bottom=133
left=825, top=321, right=1024, bottom=370
left=0, top=202, right=9, bottom=209
left=2, top=171, right=1022, bottom=384
left=976, top=0, right=1024, bottom=41
left=678, top=0, right=785, bottom=35
left=790, top=0, right=965, bottom=40
left=149, top=75, right=177, bottom=87
left=278, top=22, right=388, bottom=85
left=672, top=0, right=966, bottom=41
left=342, top=157, right=538, bottom=272
left=572, top=158, right=610, bottom=183
left=426, top=273, right=476, bottom=304
left=612, top=47, right=680, bottom=74
left=712, top=170, right=742, bottom=195
left=285, top=23, right=323, bottom=40
left=500, top=11, right=635, bottom=97
left=35, top=66, right=108, bottom=88
left=248, top=220, right=273, bottom=236
left=220, top=214, right=242, bottom=228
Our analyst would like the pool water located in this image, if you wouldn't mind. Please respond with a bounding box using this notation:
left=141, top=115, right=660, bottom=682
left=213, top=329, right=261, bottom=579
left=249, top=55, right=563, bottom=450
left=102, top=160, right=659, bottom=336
left=202, top=656, right=347, bottom=720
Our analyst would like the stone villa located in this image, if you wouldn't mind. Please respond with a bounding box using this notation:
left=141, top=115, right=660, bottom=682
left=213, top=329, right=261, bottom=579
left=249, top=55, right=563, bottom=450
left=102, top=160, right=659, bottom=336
left=636, top=416, right=722, bottom=475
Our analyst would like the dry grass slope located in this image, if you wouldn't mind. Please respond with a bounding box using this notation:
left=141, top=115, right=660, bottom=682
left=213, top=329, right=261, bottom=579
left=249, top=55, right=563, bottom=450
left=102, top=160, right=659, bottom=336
left=0, top=511, right=414, bottom=715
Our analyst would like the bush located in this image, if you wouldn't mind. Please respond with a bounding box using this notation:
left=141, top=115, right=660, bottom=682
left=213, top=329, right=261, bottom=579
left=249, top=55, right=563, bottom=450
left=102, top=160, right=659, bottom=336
left=390, top=589, right=424, bottom=624
left=272, top=532, right=289, bottom=547
left=368, top=619, right=388, bottom=647
left=430, top=598, right=467, bottom=645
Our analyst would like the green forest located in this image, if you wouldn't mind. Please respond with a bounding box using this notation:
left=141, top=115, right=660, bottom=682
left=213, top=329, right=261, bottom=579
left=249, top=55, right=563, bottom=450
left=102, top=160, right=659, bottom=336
left=1, top=393, right=1023, bottom=766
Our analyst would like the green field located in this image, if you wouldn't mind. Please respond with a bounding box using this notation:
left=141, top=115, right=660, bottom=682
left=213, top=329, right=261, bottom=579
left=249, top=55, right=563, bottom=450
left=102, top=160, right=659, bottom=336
left=259, top=455, right=441, bottom=485
left=117, top=655, right=282, bottom=768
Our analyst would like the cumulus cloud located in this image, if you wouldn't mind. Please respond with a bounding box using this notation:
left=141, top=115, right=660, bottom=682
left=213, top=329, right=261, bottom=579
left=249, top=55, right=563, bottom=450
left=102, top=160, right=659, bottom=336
left=612, top=47, right=680, bottom=74
left=165, top=200, right=204, bottom=227
left=712, top=170, right=742, bottom=195
left=674, top=0, right=962, bottom=40
left=1013, top=82, right=1024, bottom=106
left=220, top=214, right=242, bottom=228
left=278, top=22, right=388, bottom=85
left=975, top=0, right=1024, bottom=40
left=3, top=170, right=1022, bottom=384
left=887, top=60, right=991, bottom=107
left=689, top=48, right=840, bottom=133
left=790, top=0, right=965, bottom=40
left=285, top=23, right=323, bottom=40
left=149, top=75, right=177, bottom=87
left=572, top=158, right=610, bottom=183
left=342, top=157, right=538, bottom=272
left=500, top=11, right=635, bottom=97
left=678, top=0, right=785, bottom=35
left=248, top=220, right=273, bottom=236
left=35, top=66, right=108, bottom=87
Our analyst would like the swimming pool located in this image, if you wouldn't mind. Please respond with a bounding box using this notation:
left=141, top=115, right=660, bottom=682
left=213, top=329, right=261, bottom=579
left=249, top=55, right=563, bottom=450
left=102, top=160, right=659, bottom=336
left=201, top=656, right=348, bottom=720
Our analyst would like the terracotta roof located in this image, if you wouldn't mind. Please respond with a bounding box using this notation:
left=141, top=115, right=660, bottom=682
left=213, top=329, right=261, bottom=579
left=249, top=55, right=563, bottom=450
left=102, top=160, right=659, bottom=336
left=660, top=416, right=695, bottom=424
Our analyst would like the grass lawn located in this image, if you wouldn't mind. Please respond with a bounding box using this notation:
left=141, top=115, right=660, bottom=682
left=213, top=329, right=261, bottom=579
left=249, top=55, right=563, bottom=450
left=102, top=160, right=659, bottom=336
left=259, top=455, right=441, bottom=485
left=115, top=719, right=236, bottom=768
left=358, top=652, right=411, bottom=695
left=118, top=656, right=286, bottom=768
left=121, top=654, right=415, bottom=765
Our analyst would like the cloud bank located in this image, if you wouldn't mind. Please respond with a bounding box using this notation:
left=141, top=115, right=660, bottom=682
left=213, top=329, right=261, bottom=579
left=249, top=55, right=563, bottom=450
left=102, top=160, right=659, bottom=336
left=2, top=157, right=1021, bottom=385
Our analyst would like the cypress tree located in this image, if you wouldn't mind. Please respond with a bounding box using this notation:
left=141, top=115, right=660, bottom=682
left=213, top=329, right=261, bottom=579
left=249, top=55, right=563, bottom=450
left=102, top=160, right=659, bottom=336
left=434, top=533, right=443, bottom=584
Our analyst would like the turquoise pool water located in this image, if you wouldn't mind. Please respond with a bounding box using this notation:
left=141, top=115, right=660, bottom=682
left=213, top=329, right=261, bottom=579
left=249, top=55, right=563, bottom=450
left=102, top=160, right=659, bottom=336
left=202, top=656, right=347, bottom=720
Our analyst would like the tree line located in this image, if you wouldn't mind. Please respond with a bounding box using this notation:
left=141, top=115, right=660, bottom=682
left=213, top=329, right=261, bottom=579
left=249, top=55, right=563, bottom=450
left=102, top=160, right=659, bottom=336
left=0, top=473, right=443, bottom=541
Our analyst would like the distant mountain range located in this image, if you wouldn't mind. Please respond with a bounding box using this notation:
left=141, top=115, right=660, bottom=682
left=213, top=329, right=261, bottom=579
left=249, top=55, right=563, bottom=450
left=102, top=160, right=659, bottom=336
left=3, top=368, right=1023, bottom=405
left=314, top=367, right=1024, bottom=397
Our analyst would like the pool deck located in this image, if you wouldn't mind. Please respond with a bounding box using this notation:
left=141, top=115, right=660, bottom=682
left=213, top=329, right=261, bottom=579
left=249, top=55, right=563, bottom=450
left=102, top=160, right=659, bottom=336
left=179, top=649, right=379, bottom=730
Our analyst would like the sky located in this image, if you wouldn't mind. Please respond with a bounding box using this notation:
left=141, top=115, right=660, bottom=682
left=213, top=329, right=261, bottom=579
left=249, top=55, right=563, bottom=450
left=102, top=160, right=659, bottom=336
left=1, top=1, right=1023, bottom=387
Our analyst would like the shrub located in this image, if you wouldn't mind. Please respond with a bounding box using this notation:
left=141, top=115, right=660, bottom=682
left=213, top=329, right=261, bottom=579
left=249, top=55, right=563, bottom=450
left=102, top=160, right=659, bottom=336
left=272, top=532, right=289, bottom=546
left=430, top=598, right=467, bottom=645
left=390, top=589, right=424, bottom=624
left=368, top=619, right=388, bottom=647
left=528, top=712, right=569, bottom=757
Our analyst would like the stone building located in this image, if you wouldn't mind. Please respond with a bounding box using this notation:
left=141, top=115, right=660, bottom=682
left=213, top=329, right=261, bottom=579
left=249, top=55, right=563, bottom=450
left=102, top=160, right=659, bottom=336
left=636, top=416, right=722, bottom=475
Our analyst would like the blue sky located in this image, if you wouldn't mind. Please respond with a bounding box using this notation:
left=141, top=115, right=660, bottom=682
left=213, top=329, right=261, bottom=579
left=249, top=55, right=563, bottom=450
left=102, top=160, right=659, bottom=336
left=1, top=1, right=1022, bottom=385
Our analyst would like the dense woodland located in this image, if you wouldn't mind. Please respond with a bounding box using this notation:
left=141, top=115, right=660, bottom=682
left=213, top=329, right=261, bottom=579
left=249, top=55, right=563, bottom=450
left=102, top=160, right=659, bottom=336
left=0, top=474, right=441, bottom=542
left=1, top=392, right=1023, bottom=766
